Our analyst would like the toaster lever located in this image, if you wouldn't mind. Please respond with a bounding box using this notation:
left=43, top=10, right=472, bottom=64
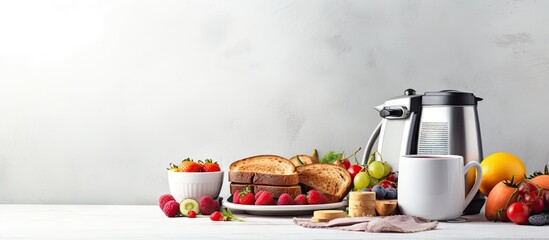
left=380, top=108, right=405, bottom=118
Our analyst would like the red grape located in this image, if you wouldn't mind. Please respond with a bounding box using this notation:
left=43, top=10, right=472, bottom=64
left=522, top=191, right=537, bottom=204
left=517, top=182, right=535, bottom=196
left=385, top=174, right=396, bottom=182
left=542, top=190, right=549, bottom=210
left=531, top=197, right=545, bottom=214
left=379, top=180, right=397, bottom=189
left=526, top=182, right=538, bottom=192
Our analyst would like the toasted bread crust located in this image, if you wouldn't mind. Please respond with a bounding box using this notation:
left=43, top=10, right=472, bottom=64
left=229, top=155, right=295, bottom=174
left=288, top=155, right=319, bottom=167
left=296, top=163, right=352, bottom=202
left=228, top=171, right=299, bottom=186
left=230, top=183, right=302, bottom=198
left=227, top=171, right=254, bottom=183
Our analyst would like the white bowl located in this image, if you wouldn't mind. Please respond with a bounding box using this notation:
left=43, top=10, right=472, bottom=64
left=167, top=171, right=224, bottom=203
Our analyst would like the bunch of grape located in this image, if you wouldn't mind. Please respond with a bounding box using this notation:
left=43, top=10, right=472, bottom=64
left=352, top=160, right=396, bottom=191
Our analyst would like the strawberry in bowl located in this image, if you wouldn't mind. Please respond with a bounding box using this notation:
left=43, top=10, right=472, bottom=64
left=167, top=158, right=224, bottom=203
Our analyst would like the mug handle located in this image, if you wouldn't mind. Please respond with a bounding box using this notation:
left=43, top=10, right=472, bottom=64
left=463, top=161, right=483, bottom=210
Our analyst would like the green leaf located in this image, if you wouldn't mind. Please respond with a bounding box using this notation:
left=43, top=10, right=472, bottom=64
left=222, top=208, right=245, bottom=222
left=320, top=151, right=343, bottom=164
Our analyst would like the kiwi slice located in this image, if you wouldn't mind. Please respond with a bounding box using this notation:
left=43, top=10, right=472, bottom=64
left=179, top=199, right=200, bottom=216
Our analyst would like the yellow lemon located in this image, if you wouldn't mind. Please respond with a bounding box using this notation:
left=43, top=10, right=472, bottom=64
left=479, top=152, right=526, bottom=196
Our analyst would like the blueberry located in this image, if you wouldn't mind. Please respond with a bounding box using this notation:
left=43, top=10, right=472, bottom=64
left=385, top=187, right=397, bottom=199
left=528, top=214, right=546, bottom=226
left=361, top=188, right=371, bottom=192
left=372, top=185, right=386, bottom=200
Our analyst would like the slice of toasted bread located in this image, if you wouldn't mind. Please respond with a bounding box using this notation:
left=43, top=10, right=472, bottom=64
left=288, top=155, right=318, bottom=167
left=230, top=155, right=295, bottom=174
left=228, top=171, right=299, bottom=186
left=230, top=183, right=302, bottom=198
left=296, top=163, right=352, bottom=203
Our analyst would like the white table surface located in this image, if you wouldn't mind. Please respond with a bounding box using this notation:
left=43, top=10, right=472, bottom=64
left=1, top=204, right=547, bottom=239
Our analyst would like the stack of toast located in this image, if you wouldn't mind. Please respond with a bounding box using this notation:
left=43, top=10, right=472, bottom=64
left=229, top=154, right=352, bottom=202
left=229, top=155, right=302, bottom=198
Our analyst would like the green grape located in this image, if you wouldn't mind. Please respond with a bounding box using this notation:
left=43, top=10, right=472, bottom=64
left=382, top=162, right=391, bottom=177
left=368, top=176, right=379, bottom=188
left=353, top=172, right=370, bottom=190
left=368, top=161, right=385, bottom=179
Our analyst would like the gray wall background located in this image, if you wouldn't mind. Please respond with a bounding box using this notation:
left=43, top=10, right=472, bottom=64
left=1, top=0, right=548, bottom=204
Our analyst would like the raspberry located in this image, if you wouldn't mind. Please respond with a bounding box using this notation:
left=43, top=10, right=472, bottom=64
left=199, top=196, right=220, bottom=215
left=528, top=214, right=546, bottom=226
left=162, top=200, right=180, bottom=217
left=294, top=194, right=308, bottom=205
left=277, top=193, right=296, bottom=205
left=307, top=190, right=328, bottom=204
left=158, top=194, right=175, bottom=209
left=255, top=191, right=274, bottom=205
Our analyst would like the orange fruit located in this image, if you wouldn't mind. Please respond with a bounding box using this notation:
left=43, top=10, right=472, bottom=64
left=479, top=152, right=526, bottom=196
left=485, top=181, right=518, bottom=222
left=531, top=175, right=549, bottom=190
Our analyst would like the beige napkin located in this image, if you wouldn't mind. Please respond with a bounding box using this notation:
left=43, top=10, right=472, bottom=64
left=293, top=215, right=438, bottom=233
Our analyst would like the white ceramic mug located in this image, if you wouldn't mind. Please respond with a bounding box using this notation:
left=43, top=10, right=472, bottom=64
left=398, top=155, right=482, bottom=220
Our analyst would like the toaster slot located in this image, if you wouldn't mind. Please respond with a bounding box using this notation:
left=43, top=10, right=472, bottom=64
left=418, top=122, right=449, bottom=155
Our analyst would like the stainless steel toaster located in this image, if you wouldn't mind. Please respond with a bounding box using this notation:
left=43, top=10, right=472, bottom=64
left=362, top=89, right=485, bottom=215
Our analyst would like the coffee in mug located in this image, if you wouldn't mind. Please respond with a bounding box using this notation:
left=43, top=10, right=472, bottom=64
left=397, top=155, right=482, bottom=220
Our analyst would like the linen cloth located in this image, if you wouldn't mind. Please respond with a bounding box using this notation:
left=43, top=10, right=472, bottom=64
left=293, top=215, right=438, bottom=233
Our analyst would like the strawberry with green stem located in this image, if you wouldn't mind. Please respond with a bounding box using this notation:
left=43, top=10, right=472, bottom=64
left=210, top=209, right=244, bottom=222
left=178, top=158, right=202, bottom=172
left=201, top=159, right=221, bottom=172
left=238, top=187, right=255, bottom=205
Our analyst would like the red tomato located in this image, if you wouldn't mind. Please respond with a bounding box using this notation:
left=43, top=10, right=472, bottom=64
left=507, top=202, right=530, bottom=225
left=347, top=165, right=363, bottom=179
